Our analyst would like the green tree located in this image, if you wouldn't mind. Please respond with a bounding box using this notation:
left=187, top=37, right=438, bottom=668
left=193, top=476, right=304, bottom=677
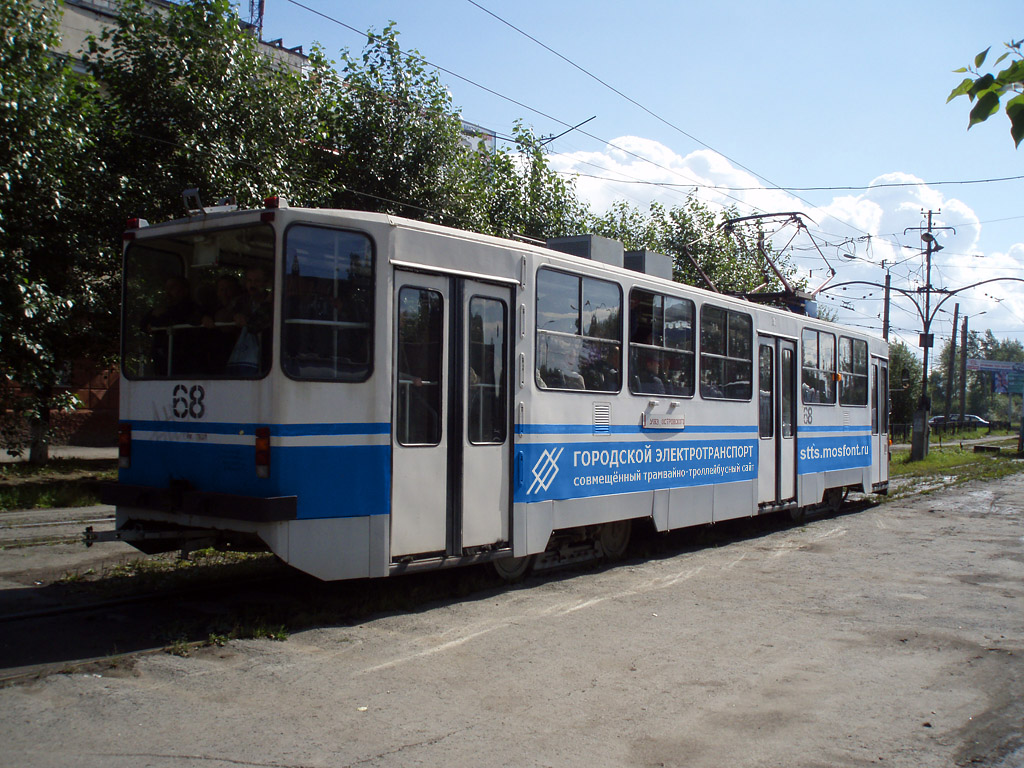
left=0, top=0, right=111, bottom=462
left=591, top=197, right=798, bottom=293
left=947, top=39, right=1024, bottom=147
left=888, top=341, right=922, bottom=425
left=323, top=32, right=589, bottom=239
left=84, top=0, right=332, bottom=231
left=971, top=330, right=1024, bottom=422
left=323, top=23, right=473, bottom=224
left=460, top=122, right=590, bottom=240
left=926, top=329, right=1024, bottom=423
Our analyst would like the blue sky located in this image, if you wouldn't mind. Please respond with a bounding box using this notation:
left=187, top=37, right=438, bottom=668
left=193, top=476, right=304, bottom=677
left=261, top=0, right=1023, bottom=350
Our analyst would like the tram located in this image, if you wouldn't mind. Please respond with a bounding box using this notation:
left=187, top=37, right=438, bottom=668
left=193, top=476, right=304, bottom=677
left=96, top=198, right=889, bottom=580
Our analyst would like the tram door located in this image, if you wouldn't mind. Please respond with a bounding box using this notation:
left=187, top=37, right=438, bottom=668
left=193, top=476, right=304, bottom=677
left=391, top=271, right=511, bottom=559
left=757, top=336, right=797, bottom=506
left=871, top=358, right=889, bottom=486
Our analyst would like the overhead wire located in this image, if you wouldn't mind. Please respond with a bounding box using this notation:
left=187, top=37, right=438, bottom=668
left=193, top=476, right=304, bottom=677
left=561, top=170, right=1024, bottom=193
left=287, top=0, right=958, bottom=284
left=283, top=0, right=764, bottom=216
left=460, top=0, right=882, bottom=246
left=289, top=0, right=1024, bottom=303
left=274, top=2, right=1024, bottom=334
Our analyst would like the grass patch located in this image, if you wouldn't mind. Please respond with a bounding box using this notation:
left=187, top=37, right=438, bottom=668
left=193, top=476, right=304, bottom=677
left=928, top=427, right=1011, bottom=444
left=0, top=458, right=116, bottom=512
left=59, top=547, right=277, bottom=594
left=888, top=441, right=1024, bottom=499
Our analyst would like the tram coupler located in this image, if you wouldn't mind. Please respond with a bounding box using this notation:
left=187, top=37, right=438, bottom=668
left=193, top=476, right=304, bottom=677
left=83, top=526, right=214, bottom=548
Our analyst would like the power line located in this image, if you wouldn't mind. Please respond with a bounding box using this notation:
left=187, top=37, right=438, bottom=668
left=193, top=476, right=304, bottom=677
left=284, top=0, right=769, bottom=217
left=560, top=169, right=1024, bottom=193
left=464, top=0, right=780, bottom=188
left=461, top=0, right=878, bottom=242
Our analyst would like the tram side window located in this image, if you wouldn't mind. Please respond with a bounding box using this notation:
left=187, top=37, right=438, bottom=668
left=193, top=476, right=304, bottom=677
left=282, top=225, right=374, bottom=382
left=802, top=328, right=837, bottom=404
left=871, top=363, right=879, bottom=433
left=468, top=297, right=507, bottom=445
left=397, top=287, right=443, bottom=446
left=628, top=289, right=695, bottom=396
left=758, top=344, right=774, bottom=438
left=535, top=268, right=621, bottom=392
left=839, top=336, right=868, bottom=406
left=699, top=305, right=752, bottom=400
left=881, top=364, right=890, bottom=433
left=782, top=347, right=795, bottom=438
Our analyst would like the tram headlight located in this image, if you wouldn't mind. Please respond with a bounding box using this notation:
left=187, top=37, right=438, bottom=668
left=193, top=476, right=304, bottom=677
left=255, top=427, right=271, bottom=479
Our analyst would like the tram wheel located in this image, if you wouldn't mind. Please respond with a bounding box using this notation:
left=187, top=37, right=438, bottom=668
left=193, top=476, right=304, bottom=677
left=825, top=487, right=848, bottom=514
left=598, top=520, right=632, bottom=561
left=493, top=554, right=532, bottom=581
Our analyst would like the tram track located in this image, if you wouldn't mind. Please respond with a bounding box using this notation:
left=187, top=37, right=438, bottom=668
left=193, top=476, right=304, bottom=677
left=0, top=565, right=288, bottom=687
left=0, top=519, right=114, bottom=549
left=0, top=499, right=876, bottom=687
left=0, top=506, right=116, bottom=548
left=3, top=516, right=114, bottom=531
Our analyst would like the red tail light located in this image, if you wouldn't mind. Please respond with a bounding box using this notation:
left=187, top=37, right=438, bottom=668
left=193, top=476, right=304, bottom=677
left=123, top=217, right=149, bottom=241
left=262, top=196, right=287, bottom=222
left=118, top=423, right=132, bottom=468
left=255, top=427, right=271, bottom=479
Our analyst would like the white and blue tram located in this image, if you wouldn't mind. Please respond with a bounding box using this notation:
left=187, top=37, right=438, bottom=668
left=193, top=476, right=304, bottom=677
left=98, top=199, right=889, bottom=580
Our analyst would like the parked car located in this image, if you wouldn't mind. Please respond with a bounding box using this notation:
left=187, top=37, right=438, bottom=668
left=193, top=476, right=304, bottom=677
left=928, top=414, right=989, bottom=428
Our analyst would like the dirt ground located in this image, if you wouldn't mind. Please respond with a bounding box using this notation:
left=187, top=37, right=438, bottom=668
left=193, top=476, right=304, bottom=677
left=0, top=475, right=1022, bottom=768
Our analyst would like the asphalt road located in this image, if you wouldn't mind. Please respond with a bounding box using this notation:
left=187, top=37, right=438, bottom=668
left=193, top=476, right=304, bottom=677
left=0, top=475, right=1022, bottom=768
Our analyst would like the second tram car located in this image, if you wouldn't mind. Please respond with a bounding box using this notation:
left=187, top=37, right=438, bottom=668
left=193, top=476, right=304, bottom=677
left=98, top=200, right=889, bottom=580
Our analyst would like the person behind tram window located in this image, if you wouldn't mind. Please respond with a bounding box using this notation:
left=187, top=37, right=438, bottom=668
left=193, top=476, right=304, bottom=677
left=226, top=265, right=274, bottom=376
left=639, top=350, right=665, bottom=394
left=202, top=275, right=243, bottom=327
left=142, top=275, right=202, bottom=375
left=199, top=275, right=243, bottom=373
left=663, top=354, right=686, bottom=395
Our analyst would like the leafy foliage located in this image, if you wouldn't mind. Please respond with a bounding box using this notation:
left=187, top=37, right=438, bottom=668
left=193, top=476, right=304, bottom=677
left=888, top=340, right=922, bottom=425
left=926, top=330, right=1024, bottom=422
left=947, top=39, right=1024, bottom=147
left=0, top=0, right=113, bottom=461
left=84, top=0, right=331, bottom=227
left=322, top=28, right=588, bottom=239
left=322, top=23, right=470, bottom=223
left=591, top=198, right=799, bottom=293
left=460, top=122, right=590, bottom=239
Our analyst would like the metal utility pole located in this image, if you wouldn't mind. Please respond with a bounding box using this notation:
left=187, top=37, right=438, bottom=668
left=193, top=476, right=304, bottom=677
left=944, top=303, right=959, bottom=423
left=882, top=271, right=891, bottom=342
left=905, top=210, right=955, bottom=461
left=959, top=315, right=969, bottom=421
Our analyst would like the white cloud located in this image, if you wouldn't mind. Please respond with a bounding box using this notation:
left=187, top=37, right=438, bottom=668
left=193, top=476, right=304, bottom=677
left=550, top=138, right=1024, bottom=344
left=550, top=137, right=795, bottom=218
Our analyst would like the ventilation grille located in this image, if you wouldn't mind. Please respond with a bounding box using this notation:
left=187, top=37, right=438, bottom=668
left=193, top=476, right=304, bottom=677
left=593, top=402, right=612, bottom=435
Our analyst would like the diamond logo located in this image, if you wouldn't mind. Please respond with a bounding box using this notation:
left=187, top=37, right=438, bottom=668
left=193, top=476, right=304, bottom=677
left=527, top=447, right=563, bottom=495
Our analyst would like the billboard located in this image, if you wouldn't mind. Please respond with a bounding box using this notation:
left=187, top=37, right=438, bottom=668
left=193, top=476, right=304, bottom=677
left=967, top=359, right=1024, bottom=394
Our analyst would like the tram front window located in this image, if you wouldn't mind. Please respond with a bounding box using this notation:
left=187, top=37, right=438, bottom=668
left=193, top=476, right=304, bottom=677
left=123, top=224, right=276, bottom=379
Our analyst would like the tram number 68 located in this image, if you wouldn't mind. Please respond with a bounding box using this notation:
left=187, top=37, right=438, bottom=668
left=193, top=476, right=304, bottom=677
left=172, top=384, right=206, bottom=419
left=802, top=406, right=813, bottom=425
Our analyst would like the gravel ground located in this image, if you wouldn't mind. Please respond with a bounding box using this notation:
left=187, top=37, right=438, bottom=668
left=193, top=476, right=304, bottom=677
left=0, top=475, right=1022, bottom=768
